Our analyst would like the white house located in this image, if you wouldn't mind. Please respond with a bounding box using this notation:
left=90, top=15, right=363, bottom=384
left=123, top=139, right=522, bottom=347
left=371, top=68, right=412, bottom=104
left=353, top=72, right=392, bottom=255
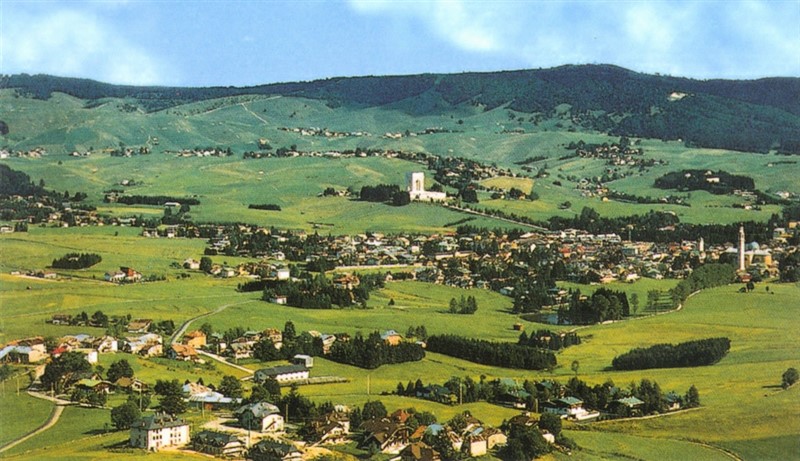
left=274, top=267, right=291, bottom=280
left=234, top=402, right=285, bottom=432
left=129, top=413, right=190, bottom=451
left=541, top=397, right=595, bottom=420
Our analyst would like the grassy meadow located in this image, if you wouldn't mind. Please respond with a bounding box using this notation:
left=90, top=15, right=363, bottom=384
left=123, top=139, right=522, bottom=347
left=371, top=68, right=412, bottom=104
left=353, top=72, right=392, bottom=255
left=3, top=88, right=798, bottom=231
left=2, top=89, right=799, bottom=460
left=1, top=225, right=797, bottom=461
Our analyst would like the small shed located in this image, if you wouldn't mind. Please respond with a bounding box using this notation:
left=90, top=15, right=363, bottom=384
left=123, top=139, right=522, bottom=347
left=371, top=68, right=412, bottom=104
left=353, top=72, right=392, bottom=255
left=292, top=354, right=314, bottom=368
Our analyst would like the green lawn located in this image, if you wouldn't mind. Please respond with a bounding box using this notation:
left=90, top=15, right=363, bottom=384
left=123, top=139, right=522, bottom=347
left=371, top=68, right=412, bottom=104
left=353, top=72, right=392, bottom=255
left=0, top=387, right=53, bottom=449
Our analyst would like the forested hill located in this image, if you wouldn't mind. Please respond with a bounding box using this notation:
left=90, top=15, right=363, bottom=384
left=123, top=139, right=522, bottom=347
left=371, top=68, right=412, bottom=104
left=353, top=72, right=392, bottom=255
left=3, top=65, right=800, bottom=153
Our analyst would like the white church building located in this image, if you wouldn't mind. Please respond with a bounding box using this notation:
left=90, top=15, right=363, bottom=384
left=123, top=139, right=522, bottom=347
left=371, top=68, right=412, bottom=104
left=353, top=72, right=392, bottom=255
left=407, top=172, right=447, bottom=202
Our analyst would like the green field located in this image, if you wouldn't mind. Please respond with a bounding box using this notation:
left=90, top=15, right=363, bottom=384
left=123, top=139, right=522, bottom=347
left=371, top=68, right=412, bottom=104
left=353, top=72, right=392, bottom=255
left=1, top=223, right=797, bottom=460
left=3, top=87, right=798, bottom=231
left=0, top=385, right=53, bottom=449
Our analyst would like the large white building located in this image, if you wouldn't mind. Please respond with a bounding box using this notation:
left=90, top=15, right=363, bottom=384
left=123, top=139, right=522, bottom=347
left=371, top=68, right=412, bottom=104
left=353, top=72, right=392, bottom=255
left=407, top=172, right=447, bottom=202
left=130, top=413, right=190, bottom=451
left=234, top=401, right=285, bottom=432
left=254, top=364, right=309, bottom=384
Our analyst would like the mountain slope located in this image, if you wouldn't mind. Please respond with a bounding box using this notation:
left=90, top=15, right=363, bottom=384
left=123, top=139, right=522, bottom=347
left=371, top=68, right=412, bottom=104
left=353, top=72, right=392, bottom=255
left=2, top=65, right=799, bottom=153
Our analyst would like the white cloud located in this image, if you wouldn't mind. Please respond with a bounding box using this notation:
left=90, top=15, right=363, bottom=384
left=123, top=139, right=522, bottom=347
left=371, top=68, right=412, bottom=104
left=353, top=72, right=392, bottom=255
left=348, top=0, right=800, bottom=78
left=2, top=7, right=170, bottom=85
left=349, top=0, right=508, bottom=53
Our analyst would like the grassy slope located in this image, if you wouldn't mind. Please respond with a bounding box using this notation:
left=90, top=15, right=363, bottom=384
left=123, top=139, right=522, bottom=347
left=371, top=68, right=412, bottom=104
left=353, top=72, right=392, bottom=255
left=2, top=90, right=798, bottom=228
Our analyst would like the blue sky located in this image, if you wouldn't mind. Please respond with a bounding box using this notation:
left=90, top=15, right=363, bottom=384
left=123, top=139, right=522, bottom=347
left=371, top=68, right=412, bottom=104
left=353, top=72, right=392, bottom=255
left=1, top=0, right=798, bottom=86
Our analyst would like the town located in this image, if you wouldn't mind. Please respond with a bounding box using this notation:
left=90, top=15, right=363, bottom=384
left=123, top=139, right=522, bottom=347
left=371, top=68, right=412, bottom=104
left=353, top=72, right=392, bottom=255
left=2, top=158, right=798, bottom=460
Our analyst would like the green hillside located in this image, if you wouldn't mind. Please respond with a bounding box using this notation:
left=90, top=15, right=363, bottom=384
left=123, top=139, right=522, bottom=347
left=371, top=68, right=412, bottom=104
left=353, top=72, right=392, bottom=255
left=3, top=65, right=800, bottom=153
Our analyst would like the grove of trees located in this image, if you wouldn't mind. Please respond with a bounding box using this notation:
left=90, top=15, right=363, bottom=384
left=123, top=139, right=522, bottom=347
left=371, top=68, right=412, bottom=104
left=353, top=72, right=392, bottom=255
left=51, top=252, right=102, bottom=269
left=426, top=334, right=556, bottom=370
left=328, top=331, right=425, bottom=369
left=612, top=337, right=731, bottom=370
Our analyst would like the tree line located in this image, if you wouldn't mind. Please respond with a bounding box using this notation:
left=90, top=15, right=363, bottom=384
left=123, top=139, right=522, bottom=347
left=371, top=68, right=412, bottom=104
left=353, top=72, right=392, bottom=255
left=328, top=331, right=425, bottom=369
left=426, top=334, right=556, bottom=370
left=543, top=207, right=777, bottom=245
left=248, top=203, right=282, bottom=211
left=668, top=263, right=736, bottom=307
left=612, top=337, right=731, bottom=370
left=51, top=252, right=102, bottom=269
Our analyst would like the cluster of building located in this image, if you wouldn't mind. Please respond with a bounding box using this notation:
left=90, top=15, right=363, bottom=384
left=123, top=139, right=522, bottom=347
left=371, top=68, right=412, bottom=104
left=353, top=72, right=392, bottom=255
left=277, top=126, right=370, bottom=138
left=173, top=147, right=233, bottom=158
left=103, top=266, right=143, bottom=283
left=126, top=404, right=548, bottom=461
left=0, top=147, right=47, bottom=159
left=189, top=219, right=792, bottom=302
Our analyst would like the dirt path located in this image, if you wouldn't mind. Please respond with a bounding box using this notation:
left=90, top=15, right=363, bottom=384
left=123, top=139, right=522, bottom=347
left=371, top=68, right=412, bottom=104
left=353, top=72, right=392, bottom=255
left=686, top=441, right=743, bottom=461
left=240, top=102, right=269, bottom=125
left=169, top=299, right=259, bottom=345
left=0, top=392, right=69, bottom=454
left=197, top=350, right=254, bottom=375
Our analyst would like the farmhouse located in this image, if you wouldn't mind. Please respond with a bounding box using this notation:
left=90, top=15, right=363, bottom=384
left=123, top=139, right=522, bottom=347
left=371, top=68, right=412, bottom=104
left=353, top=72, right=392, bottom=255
left=191, top=430, right=245, bottom=458
left=114, top=377, right=147, bottom=393
left=0, top=341, right=48, bottom=364
left=187, top=390, right=241, bottom=410
left=124, top=333, right=162, bottom=357
left=182, top=330, right=206, bottom=348
left=167, top=344, right=200, bottom=362
left=234, top=401, right=284, bottom=432
left=399, top=442, right=441, bottom=461
left=129, top=413, right=190, bottom=451
left=381, top=330, right=403, bottom=346
left=541, top=396, right=592, bottom=419
left=360, top=418, right=411, bottom=453
left=305, top=411, right=350, bottom=446
left=254, top=364, right=309, bottom=384
left=248, top=440, right=303, bottom=461
left=183, top=258, right=200, bottom=270
left=126, top=319, right=153, bottom=333
left=610, top=396, right=645, bottom=415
